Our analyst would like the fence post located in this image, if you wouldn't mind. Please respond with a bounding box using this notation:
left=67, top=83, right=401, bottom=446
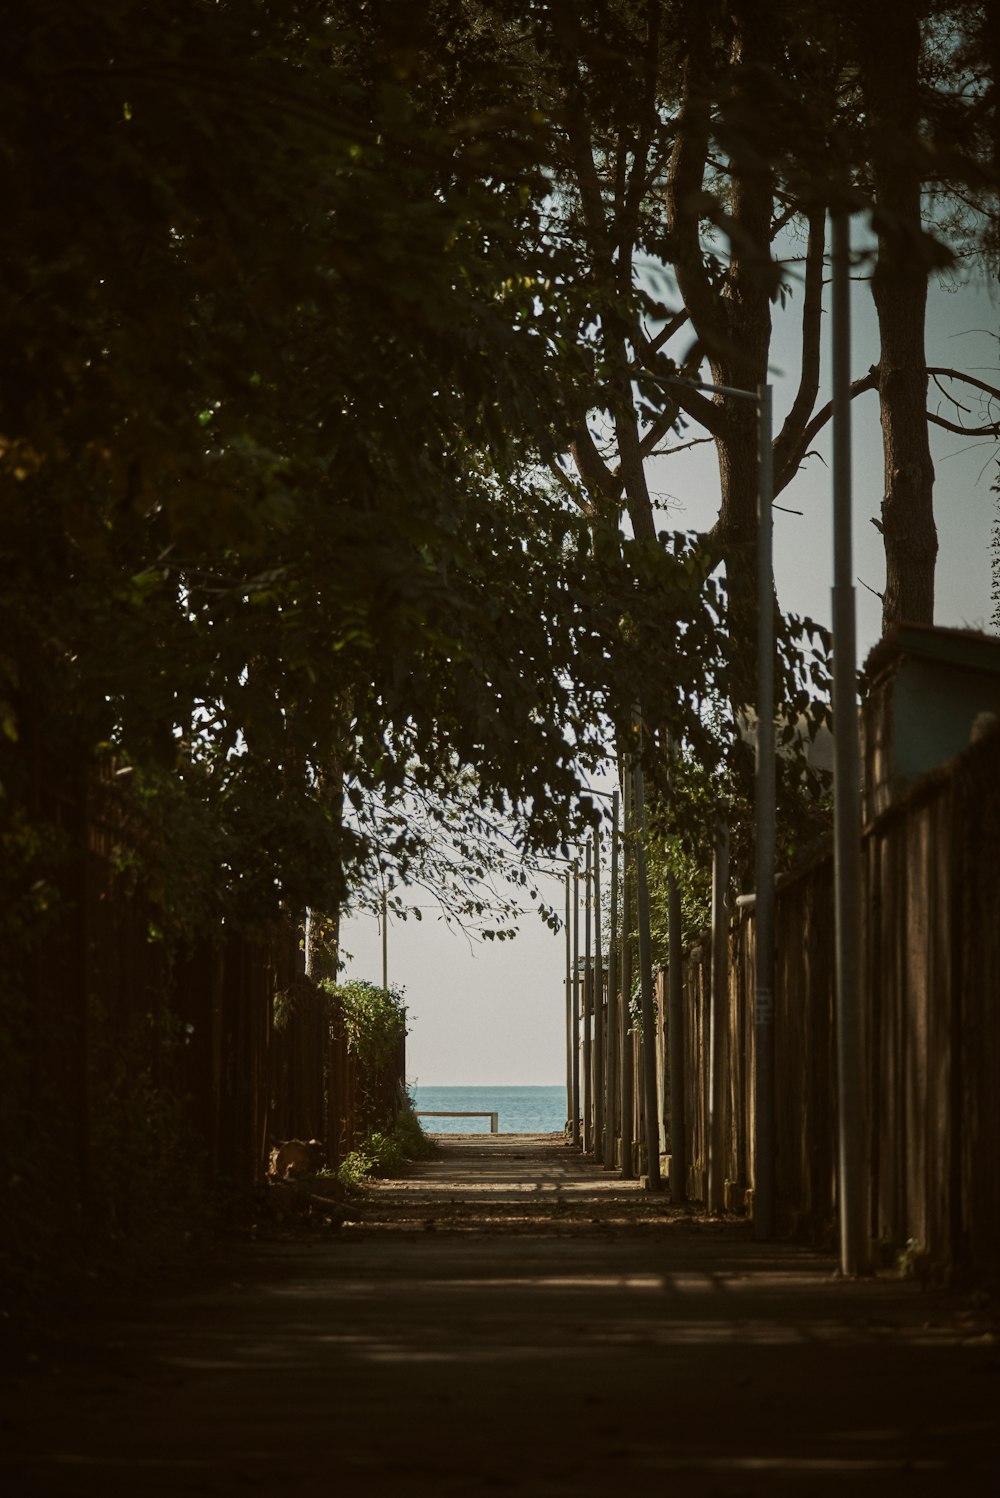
left=708, top=819, right=730, bottom=1213
left=593, top=826, right=604, bottom=1164
left=565, top=869, right=573, bottom=1136
left=572, top=857, right=581, bottom=1147
left=620, top=769, right=635, bottom=1179
left=668, top=869, right=686, bottom=1201
left=605, top=788, right=620, bottom=1171
left=583, top=837, right=593, bottom=1152
left=633, top=750, right=662, bottom=1191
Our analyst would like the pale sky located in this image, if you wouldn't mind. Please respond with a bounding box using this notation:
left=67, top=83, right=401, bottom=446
left=341, top=258, right=999, bottom=1089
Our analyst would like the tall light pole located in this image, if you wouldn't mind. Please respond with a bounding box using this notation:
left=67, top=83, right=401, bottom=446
left=754, top=382, right=776, bottom=1239
left=831, top=209, right=867, bottom=1275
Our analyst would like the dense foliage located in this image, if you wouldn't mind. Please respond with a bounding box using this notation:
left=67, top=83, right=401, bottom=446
left=324, top=978, right=408, bottom=1072
left=2, top=1, right=994, bottom=971
left=0, top=1, right=743, bottom=970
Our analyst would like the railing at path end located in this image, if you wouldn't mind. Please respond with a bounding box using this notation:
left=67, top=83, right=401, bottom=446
left=415, top=1110, right=499, bottom=1134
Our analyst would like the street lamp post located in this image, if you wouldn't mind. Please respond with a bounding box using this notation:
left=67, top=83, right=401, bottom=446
left=831, top=210, right=867, bottom=1275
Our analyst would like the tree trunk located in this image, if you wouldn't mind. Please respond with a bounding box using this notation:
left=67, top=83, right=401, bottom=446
left=710, top=6, right=775, bottom=673
left=666, top=1, right=774, bottom=664
left=864, top=5, right=937, bottom=630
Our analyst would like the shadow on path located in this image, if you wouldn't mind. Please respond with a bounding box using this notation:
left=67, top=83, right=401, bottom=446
left=3, top=1136, right=998, bottom=1495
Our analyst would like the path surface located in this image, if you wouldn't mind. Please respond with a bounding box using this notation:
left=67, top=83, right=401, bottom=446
left=4, top=1136, right=998, bottom=1495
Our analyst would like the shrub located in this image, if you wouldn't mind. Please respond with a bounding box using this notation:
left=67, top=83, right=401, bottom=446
left=336, top=1101, right=434, bottom=1189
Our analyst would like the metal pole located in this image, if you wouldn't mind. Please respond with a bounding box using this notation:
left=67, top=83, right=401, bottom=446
left=667, top=869, right=686, bottom=1201
left=572, top=858, right=581, bottom=1147
left=620, top=768, right=635, bottom=1179
left=593, top=826, right=604, bottom=1164
left=605, top=788, right=620, bottom=1171
left=632, top=747, right=662, bottom=1191
left=583, top=837, right=593, bottom=1153
left=565, top=870, right=573, bottom=1134
left=755, top=381, right=776, bottom=1239
left=708, top=818, right=730, bottom=1214
left=381, top=889, right=388, bottom=991
left=831, top=209, right=868, bottom=1275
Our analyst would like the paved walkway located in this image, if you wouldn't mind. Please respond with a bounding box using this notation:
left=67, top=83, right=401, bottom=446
left=3, top=1137, right=998, bottom=1495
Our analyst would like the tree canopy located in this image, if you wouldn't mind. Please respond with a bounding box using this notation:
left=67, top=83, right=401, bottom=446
left=3, top=1, right=997, bottom=956
left=1, top=1, right=735, bottom=951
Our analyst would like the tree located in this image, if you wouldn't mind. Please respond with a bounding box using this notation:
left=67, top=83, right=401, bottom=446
left=847, top=0, right=1000, bottom=629
left=1, top=0, right=736, bottom=967
left=521, top=0, right=999, bottom=640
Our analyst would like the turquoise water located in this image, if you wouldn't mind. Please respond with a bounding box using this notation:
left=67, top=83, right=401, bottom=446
left=411, top=1085, right=566, bottom=1136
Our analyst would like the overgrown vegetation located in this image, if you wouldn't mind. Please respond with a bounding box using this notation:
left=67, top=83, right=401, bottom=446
left=336, top=1103, right=436, bottom=1190
left=325, top=979, right=408, bottom=1072
left=321, top=977, right=408, bottom=1134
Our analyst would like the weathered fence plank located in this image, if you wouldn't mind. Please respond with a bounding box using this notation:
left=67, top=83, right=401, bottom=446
left=660, top=728, right=1000, bottom=1278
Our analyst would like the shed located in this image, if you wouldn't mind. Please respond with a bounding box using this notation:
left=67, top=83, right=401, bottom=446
left=861, top=623, right=1000, bottom=822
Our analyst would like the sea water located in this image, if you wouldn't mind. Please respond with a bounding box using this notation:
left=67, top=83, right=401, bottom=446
left=411, top=1085, right=566, bottom=1136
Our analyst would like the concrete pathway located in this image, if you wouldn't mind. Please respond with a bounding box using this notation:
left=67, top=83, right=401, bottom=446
left=3, top=1136, right=998, bottom=1495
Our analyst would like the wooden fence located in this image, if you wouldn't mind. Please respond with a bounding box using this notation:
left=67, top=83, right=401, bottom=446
left=8, top=759, right=404, bottom=1275
left=652, top=725, right=1000, bottom=1276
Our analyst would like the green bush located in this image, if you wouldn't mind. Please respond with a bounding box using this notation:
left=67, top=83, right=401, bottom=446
left=320, top=977, right=408, bottom=1133
left=392, top=1104, right=436, bottom=1162
left=336, top=1102, right=434, bottom=1189
left=320, top=978, right=407, bottom=1069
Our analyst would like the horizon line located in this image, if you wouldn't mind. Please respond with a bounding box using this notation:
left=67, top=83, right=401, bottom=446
left=410, top=1081, right=564, bottom=1089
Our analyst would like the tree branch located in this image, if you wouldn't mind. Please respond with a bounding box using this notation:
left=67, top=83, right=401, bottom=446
left=772, top=360, right=1000, bottom=494
left=669, top=380, right=729, bottom=438
left=926, top=412, right=1000, bottom=437
left=567, top=421, right=621, bottom=509
left=664, top=6, right=721, bottom=348
left=646, top=434, right=716, bottom=459
left=621, top=0, right=661, bottom=261
left=923, top=368, right=1000, bottom=437
left=630, top=321, right=728, bottom=440
left=647, top=308, right=691, bottom=353
left=774, top=366, right=881, bottom=495
left=925, top=367, right=1000, bottom=403
left=773, top=208, right=825, bottom=484
left=547, top=457, right=591, bottom=509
